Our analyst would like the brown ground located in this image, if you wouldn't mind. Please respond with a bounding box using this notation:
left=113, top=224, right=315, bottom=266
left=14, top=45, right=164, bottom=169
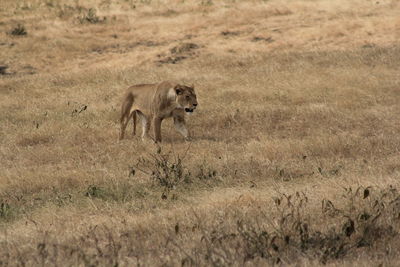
left=1, top=0, right=400, bottom=266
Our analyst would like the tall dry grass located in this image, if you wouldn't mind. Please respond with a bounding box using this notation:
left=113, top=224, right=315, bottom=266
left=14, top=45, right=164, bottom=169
left=1, top=0, right=400, bottom=265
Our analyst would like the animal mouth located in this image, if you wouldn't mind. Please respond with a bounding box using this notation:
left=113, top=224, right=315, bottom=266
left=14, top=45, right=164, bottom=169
left=185, top=108, right=194, bottom=113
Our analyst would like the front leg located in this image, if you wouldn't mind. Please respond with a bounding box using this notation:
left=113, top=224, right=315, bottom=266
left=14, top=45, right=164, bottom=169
left=137, top=112, right=150, bottom=141
left=173, top=114, right=189, bottom=140
left=153, top=117, right=163, bottom=143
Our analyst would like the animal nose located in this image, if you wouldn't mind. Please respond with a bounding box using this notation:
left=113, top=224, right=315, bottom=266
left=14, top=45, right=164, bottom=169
left=193, top=103, right=198, bottom=106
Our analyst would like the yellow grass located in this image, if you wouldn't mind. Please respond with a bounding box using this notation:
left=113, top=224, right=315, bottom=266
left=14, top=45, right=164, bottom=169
left=1, top=0, right=400, bottom=265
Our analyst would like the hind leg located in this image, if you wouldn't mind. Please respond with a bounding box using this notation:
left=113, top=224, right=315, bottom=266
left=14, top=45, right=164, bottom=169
left=131, top=111, right=137, bottom=136
left=119, top=113, right=129, bottom=140
left=119, top=95, right=134, bottom=140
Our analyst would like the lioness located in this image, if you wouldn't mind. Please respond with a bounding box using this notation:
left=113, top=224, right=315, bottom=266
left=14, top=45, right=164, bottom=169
left=119, top=81, right=198, bottom=143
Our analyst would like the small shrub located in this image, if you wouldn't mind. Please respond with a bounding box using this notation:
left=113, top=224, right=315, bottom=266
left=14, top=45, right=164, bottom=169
left=78, top=8, right=106, bottom=24
left=200, top=0, right=213, bottom=6
left=0, top=202, right=13, bottom=221
left=0, top=65, right=9, bottom=75
left=9, top=24, right=27, bottom=36
left=132, top=147, right=219, bottom=198
left=152, top=156, right=187, bottom=189
left=84, top=182, right=140, bottom=203
left=54, top=193, right=73, bottom=207
left=85, top=185, right=105, bottom=198
left=170, top=43, right=199, bottom=54
left=133, top=148, right=190, bottom=198
left=195, top=161, right=217, bottom=180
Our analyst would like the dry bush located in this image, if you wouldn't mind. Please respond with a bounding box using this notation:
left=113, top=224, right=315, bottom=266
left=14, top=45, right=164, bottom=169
left=132, top=147, right=219, bottom=199
left=169, top=186, right=400, bottom=266
left=0, top=202, right=14, bottom=222
left=0, top=186, right=399, bottom=266
left=77, top=8, right=106, bottom=24
left=9, top=24, right=27, bottom=36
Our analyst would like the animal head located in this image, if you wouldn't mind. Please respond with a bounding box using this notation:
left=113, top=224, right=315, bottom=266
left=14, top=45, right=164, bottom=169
left=174, top=84, right=198, bottom=113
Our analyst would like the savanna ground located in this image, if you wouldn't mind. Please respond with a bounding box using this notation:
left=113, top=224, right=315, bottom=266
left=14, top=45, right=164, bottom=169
left=1, top=0, right=400, bottom=265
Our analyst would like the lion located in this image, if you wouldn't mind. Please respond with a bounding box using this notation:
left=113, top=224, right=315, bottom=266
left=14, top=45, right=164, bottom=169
left=119, top=81, right=198, bottom=143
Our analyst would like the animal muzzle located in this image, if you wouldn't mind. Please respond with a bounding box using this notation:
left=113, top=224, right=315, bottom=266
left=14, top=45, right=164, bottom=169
left=185, top=104, right=197, bottom=113
left=184, top=103, right=197, bottom=113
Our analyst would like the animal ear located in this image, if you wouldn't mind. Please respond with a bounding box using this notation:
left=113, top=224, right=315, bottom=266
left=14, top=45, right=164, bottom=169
left=175, top=85, right=183, bottom=95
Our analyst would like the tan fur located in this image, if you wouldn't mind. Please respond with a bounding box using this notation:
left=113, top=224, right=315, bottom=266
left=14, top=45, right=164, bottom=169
left=119, top=81, right=198, bottom=142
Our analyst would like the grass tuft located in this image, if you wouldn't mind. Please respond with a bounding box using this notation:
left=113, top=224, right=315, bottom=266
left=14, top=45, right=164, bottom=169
left=9, top=24, right=27, bottom=36
left=78, top=8, right=106, bottom=24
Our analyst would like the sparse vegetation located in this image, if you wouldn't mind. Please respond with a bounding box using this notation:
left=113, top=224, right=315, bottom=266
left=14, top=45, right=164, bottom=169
left=171, top=186, right=400, bottom=265
left=1, top=0, right=400, bottom=265
left=0, top=202, right=13, bottom=221
left=132, top=147, right=219, bottom=198
left=85, top=184, right=106, bottom=198
left=9, top=24, right=27, bottom=36
left=136, top=148, right=190, bottom=192
left=0, top=65, right=9, bottom=75
left=1, top=187, right=399, bottom=265
left=78, top=8, right=106, bottom=24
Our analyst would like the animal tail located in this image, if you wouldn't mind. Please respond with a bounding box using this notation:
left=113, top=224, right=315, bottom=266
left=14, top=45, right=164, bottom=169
left=121, top=93, right=134, bottom=123
left=120, top=93, right=134, bottom=140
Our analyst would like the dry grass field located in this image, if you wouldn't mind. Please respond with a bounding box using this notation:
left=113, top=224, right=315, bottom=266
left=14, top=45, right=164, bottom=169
left=1, top=0, right=400, bottom=265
